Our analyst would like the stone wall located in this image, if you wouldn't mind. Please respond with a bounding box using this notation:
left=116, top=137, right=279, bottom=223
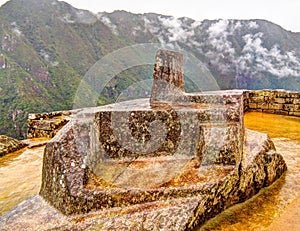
left=27, top=111, right=72, bottom=138
left=244, top=90, right=300, bottom=117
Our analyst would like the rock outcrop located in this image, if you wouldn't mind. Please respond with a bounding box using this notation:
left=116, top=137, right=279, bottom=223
left=0, top=135, right=26, bottom=157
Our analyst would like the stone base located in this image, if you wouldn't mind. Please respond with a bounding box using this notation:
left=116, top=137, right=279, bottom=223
left=39, top=95, right=244, bottom=215
left=0, top=129, right=287, bottom=230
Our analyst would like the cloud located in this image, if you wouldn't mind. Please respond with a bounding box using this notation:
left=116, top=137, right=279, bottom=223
left=248, top=21, right=259, bottom=29
left=74, top=9, right=97, bottom=24
left=205, top=20, right=300, bottom=78
left=242, top=33, right=266, bottom=54
left=208, top=19, right=230, bottom=37
left=159, top=16, right=195, bottom=42
left=205, top=19, right=238, bottom=73
left=143, top=15, right=202, bottom=48
left=142, top=16, right=300, bottom=78
left=234, top=21, right=242, bottom=30
left=240, top=32, right=300, bottom=77
left=61, top=14, right=75, bottom=23
left=143, top=17, right=160, bottom=34
left=97, top=14, right=119, bottom=35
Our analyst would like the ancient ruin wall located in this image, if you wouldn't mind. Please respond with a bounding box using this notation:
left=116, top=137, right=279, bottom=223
left=244, top=90, right=300, bottom=117
left=27, top=111, right=72, bottom=138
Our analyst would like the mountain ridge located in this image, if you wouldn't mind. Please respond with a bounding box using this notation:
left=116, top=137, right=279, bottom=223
left=0, top=0, right=300, bottom=138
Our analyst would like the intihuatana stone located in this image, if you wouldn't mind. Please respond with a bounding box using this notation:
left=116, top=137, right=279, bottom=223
left=0, top=50, right=288, bottom=230
left=39, top=51, right=245, bottom=216
left=37, top=50, right=285, bottom=221
left=0, top=135, right=26, bottom=157
left=150, top=49, right=185, bottom=105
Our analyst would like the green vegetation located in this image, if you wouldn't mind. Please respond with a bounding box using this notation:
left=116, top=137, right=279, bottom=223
left=0, top=0, right=299, bottom=138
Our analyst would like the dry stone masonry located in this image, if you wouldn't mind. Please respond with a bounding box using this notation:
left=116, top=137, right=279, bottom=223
left=244, top=90, right=300, bottom=117
left=27, top=111, right=72, bottom=138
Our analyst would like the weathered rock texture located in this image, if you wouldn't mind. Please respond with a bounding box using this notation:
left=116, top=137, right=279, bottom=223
left=244, top=90, right=300, bottom=117
left=150, top=49, right=185, bottom=105
left=0, top=50, right=288, bottom=230
left=39, top=89, right=245, bottom=214
left=0, top=129, right=287, bottom=230
left=0, top=135, right=26, bottom=157
left=26, top=90, right=300, bottom=141
left=39, top=50, right=245, bottom=216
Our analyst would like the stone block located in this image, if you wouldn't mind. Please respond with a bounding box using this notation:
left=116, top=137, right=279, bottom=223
left=274, top=98, right=285, bottom=104
left=294, top=98, right=300, bottom=105
left=249, top=96, right=264, bottom=103
left=250, top=109, right=263, bottom=112
left=150, top=49, right=184, bottom=105
left=39, top=96, right=244, bottom=215
left=294, top=104, right=300, bottom=112
left=291, top=112, right=300, bottom=117
left=248, top=103, right=257, bottom=109
left=276, top=91, right=289, bottom=98
left=261, top=103, right=269, bottom=110
left=269, top=103, right=283, bottom=110
left=1, top=129, right=287, bottom=230
left=283, top=104, right=295, bottom=111
left=285, top=97, right=294, bottom=104
left=263, top=109, right=275, bottom=114
left=264, top=96, right=272, bottom=103
left=39, top=50, right=244, bottom=216
left=288, top=92, right=300, bottom=98
left=251, top=90, right=265, bottom=97
left=243, top=91, right=250, bottom=99
left=0, top=135, right=26, bottom=157
left=246, top=91, right=255, bottom=97
left=27, top=113, right=71, bottom=138
left=275, top=110, right=289, bottom=115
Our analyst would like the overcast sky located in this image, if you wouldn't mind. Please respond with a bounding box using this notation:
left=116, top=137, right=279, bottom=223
left=0, top=0, right=299, bottom=32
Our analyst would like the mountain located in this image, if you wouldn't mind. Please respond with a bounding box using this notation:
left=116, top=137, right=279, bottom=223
left=0, top=0, right=300, bottom=138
